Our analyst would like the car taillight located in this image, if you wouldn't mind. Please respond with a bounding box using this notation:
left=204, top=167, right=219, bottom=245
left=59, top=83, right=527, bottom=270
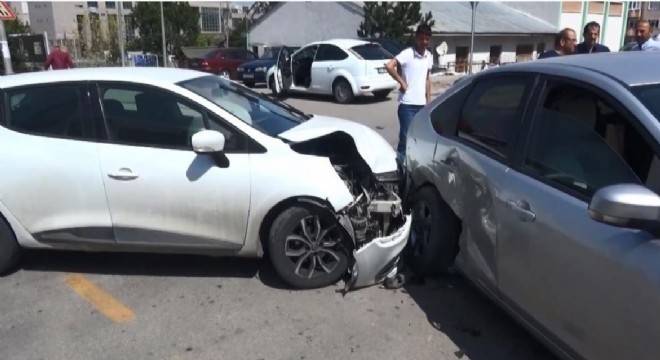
left=201, top=60, right=209, bottom=67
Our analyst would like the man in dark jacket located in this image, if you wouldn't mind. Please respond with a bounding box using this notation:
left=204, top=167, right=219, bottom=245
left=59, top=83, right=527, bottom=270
left=538, top=28, right=577, bottom=59
left=44, top=45, right=74, bottom=70
left=575, top=21, right=611, bottom=54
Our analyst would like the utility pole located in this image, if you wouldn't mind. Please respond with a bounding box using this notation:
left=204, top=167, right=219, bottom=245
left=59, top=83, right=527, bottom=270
left=468, top=2, right=478, bottom=75
left=224, top=2, right=230, bottom=48
left=160, top=1, right=167, bottom=67
left=117, top=1, right=125, bottom=66
left=0, top=20, right=12, bottom=75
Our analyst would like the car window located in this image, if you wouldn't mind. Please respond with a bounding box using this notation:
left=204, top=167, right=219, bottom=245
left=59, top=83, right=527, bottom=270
left=349, top=44, right=393, bottom=60
left=631, top=84, right=660, bottom=121
left=430, top=83, right=471, bottom=136
left=244, top=50, right=257, bottom=60
left=293, top=45, right=319, bottom=62
left=315, top=44, right=348, bottom=61
left=524, top=80, right=657, bottom=198
left=5, top=84, right=87, bottom=140
left=98, top=83, right=244, bottom=152
left=456, top=76, right=531, bottom=158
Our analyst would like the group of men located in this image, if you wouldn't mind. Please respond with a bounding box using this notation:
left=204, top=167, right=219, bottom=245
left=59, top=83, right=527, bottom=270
left=539, top=19, right=660, bottom=59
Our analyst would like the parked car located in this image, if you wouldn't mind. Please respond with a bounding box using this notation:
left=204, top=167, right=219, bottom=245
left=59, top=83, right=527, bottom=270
left=403, top=51, right=660, bottom=360
left=179, top=46, right=258, bottom=79
left=270, top=39, right=399, bottom=104
left=237, top=46, right=300, bottom=88
left=0, top=67, right=412, bottom=291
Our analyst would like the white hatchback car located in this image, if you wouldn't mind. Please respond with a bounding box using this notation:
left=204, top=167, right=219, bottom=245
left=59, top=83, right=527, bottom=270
left=268, top=39, right=399, bottom=104
left=0, top=67, right=411, bottom=290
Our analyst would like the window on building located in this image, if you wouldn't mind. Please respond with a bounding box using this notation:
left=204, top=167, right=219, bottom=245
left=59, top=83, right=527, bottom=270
left=105, top=1, right=116, bottom=9
left=122, top=2, right=132, bottom=10
left=630, top=1, right=641, bottom=10
left=87, top=1, right=99, bottom=8
left=201, top=7, right=221, bottom=32
left=648, top=2, right=660, bottom=10
left=124, top=14, right=136, bottom=40
left=536, top=43, right=546, bottom=58
left=650, top=19, right=660, bottom=29
left=489, top=45, right=502, bottom=64
left=515, top=45, right=534, bottom=62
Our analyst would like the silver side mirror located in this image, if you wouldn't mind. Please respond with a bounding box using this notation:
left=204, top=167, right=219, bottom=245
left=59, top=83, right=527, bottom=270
left=588, top=184, right=660, bottom=229
left=191, top=130, right=225, bottom=154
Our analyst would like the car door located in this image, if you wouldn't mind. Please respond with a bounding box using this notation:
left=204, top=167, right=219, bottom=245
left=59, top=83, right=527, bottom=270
left=432, top=73, right=537, bottom=296
left=274, top=46, right=294, bottom=95
left=0, top=82, right=114, bottom=244
left=497, top=75, right=660, bottom=360
left=92, top=81, right=251, bottom=249
left=310, top=44, right=348, bottom=94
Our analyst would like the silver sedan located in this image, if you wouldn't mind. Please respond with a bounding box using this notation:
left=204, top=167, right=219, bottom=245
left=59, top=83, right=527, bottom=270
left=403, top=51, right=660, bottom=360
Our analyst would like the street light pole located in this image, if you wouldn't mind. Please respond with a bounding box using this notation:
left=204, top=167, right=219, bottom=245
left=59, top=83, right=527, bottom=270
left=469, top=1, right=478, bottom=75
left=0, top=20, right=13, bottom=75
left=160, top=1, right=167, bottom=67
left=117, top=1, right=125, bottom=67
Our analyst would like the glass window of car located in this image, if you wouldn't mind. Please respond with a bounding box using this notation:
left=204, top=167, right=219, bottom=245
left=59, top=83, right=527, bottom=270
left=242, top=50, right=257, bottom=60
left=632, top=83, right=660, bottom=121
left=5, top=84, right=87, bottom=140
left=315, top=44, right=348, bottom=61
left=293, top=45, right=319, bottom=62
left=98, top=83, right=244, bottom=151
left=524, top=80, right=657, bottom=198
left=456, top=76, right=531, bottom=158
left=349, top=43, right=393, bottom=60
left=430, top=83, right=472, bottom=136
left=178, top=75, right=308, bottom=137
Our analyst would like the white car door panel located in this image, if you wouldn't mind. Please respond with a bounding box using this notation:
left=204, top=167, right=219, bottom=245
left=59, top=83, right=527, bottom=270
left=0, top=83, right=113, bottom=244
left=95, top=82, right=251, bottom=249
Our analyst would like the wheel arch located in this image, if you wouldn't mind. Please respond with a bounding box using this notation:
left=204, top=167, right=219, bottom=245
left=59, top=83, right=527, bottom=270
left=332, top=73, right=358, bottom=95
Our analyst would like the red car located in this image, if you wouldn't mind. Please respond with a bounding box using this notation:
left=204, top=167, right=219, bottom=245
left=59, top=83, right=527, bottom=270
left=179, top=47, right=258, bottom=79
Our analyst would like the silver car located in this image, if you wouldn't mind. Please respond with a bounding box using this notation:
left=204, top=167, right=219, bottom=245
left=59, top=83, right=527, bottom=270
left=403, top=51, right=660, bottom=360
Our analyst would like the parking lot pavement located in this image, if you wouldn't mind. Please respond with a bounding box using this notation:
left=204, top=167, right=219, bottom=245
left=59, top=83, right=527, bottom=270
left=0, top=86, right=557, bottom=360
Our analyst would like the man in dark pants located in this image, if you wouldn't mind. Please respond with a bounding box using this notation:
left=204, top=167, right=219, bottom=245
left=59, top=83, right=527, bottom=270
left=575, top=21, right=611, bottom=54
left=385, top=24, right=433, bottom=162
left=538, top=28, right=577, bottom=59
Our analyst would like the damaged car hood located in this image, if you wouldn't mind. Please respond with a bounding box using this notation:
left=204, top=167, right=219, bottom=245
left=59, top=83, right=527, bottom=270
left=278, top=115, right=398, bottom=174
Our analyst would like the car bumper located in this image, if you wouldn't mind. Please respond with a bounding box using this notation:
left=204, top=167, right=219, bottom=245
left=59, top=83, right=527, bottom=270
left=348, top=213, right=412, bottom=289
left=355, top=76, right=399, bottom=95
left=238, top=71, right=268, bottom=83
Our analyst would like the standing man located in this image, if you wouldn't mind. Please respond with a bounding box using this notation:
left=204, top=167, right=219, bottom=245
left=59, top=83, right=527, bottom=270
left=385, top=24, right=433, bottom=161
left=538, top=28, right=577, bottom=59
left=575, top=21, right=610, bottom=54
left=44, top=45, right=74, bottom=70
left=631, top=20, right=660, bottom=51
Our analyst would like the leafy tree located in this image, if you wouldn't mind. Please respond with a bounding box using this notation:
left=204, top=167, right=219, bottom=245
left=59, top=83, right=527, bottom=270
left=4, top=17, right=31, bottom=35
left=131, top=2, right=200, bottom=55
left=358, top=2, right=435, bottom=46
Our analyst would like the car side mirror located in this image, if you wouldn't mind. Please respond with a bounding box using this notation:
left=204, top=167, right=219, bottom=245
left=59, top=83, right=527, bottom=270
left=588, top=184, right=660, bottom=232
left=191, top=130, right=225, bottom=154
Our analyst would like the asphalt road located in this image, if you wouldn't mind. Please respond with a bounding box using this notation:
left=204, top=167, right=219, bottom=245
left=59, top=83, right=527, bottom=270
left=0, top=86, right=557, bottom=360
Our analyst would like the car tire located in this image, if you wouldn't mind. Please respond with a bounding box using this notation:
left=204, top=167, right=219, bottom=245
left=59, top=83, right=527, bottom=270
left=407, top=186, right=460, bottom=276
left=332, top=78, right=354, bottom=104
left=0, top=216, right=20, bottom=275
left=268, top=205, right=350, bottom=289
left=373, top=90, right=390, bottom=100
left=244, top=81, right=255, bottom=88
left=269, top=76, right=278, bottom=96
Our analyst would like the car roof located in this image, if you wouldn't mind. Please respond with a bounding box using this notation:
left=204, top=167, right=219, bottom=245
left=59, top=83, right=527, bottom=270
left=0, top=67, right=209, bottom=89
left=308, top=38, right=371, bottom=49
left=486, top=51, right=660, bottom=87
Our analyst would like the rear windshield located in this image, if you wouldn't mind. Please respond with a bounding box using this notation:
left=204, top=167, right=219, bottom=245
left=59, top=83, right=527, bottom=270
left=350, top=44, right=393, bottom=60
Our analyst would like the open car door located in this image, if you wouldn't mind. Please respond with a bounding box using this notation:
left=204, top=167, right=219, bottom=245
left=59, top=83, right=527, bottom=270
left=274, top=46, right=293, bottom=96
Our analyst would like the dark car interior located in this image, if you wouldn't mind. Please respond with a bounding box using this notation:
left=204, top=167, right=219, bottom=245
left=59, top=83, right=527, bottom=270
left=291, top=45, right=319, bottom=88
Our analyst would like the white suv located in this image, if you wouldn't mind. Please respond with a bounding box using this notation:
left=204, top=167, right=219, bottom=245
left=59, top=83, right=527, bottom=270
left=268, top=39, right=399, bottom=104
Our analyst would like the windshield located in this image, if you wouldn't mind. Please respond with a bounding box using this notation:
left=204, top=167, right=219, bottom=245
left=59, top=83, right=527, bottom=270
left=350, top=44, right=393, bottom=60
left=632, top=84, right=660, bottom=120
left=178, top=75, right=309, bottom=136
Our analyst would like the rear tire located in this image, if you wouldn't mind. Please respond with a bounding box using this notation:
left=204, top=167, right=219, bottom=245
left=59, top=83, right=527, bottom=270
left=332, top=78, right=355, bottom=104
left=268, top=205, right=349, bottom=289
left=373, top=90, right=391, bottom=100
left=406, top=186, right=460, bottom=276
left=0, top=217, right=20, bottom=275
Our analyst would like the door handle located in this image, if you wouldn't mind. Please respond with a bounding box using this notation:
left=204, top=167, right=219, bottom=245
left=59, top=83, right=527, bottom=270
left=107, top=168, right=139, bottom=181
left=506, top=199, right=536, bottom=222
left=327, top=65, right=334, bottom=71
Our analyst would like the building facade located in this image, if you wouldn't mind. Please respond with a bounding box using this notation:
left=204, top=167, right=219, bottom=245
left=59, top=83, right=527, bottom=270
left=625, top=1, right=660, bottom=42
left=559, top=1, right=626, bottom=50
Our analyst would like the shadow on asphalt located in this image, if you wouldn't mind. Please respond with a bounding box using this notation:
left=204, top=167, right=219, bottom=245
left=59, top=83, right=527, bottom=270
left=401, top=274, right=558, bottom=360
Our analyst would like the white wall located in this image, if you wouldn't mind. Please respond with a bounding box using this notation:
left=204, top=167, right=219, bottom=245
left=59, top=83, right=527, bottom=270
left=603, top=16, right=624, bottom=50
left=560, top=12, right=583, bottom=32
left=432, top=35, right=555, bottom=73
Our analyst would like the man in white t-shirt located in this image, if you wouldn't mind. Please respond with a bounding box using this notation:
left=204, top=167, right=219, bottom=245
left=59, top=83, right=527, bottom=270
left=385, top=24, right=434, bottom=161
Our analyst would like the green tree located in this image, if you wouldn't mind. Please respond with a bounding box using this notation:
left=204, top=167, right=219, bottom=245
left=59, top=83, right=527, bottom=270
left=358, top=2, right=435, bottom=46
left=131, top=2, right=200, bottom=56
left=1, top=12, right=32, bottom=73
left=4, top=18, right=31, bottom=35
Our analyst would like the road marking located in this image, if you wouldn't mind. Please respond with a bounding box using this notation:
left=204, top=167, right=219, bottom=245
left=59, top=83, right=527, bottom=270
left=64, top=274, right=135, bottom=323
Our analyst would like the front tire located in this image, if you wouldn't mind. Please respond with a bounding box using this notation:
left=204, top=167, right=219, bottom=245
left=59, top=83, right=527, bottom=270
left=407, top=186, right=460, bottom=276
left=268, top=205, right=349, bottom=289
left=0, top=217, right=20, bottom=275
